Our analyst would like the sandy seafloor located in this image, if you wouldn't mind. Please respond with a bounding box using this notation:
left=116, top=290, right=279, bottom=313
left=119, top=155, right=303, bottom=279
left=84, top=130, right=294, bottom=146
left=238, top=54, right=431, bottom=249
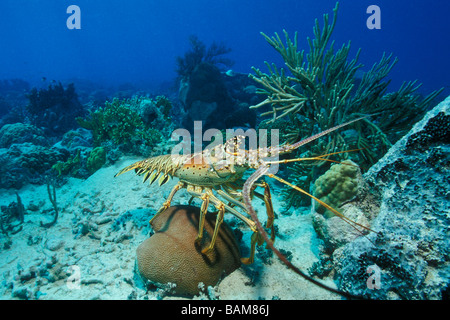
left=0, top=157, right=339, bottom=300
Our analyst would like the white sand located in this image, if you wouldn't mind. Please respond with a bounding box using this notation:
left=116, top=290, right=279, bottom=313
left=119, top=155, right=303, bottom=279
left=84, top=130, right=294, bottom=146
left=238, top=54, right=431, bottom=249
left=0, top=157, right=339, bottom=300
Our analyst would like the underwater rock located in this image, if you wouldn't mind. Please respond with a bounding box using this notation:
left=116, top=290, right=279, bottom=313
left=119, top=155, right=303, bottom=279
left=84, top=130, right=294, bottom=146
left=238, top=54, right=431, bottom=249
left=55, top=128, right=93, bottom=152
left=45, top=237, right=65, bottom=251
left=12, top=287, right=32, bottom=300
left=328, top=96, right=450, bottom=299
left=179, top=62, right=257, bottom=130
left=179, top=62, right=232, bottom=129
left=135, top=205, right=241, bottom=296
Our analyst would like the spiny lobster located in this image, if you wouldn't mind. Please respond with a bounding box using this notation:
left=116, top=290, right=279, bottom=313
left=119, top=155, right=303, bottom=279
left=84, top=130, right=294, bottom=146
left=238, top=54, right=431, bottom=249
left=115, top=116, right=375, bottom=297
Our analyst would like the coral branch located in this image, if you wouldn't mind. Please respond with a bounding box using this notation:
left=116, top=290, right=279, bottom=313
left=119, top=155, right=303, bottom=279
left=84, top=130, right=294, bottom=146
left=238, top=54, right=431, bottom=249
left=41, top=182, right=59, bottom=228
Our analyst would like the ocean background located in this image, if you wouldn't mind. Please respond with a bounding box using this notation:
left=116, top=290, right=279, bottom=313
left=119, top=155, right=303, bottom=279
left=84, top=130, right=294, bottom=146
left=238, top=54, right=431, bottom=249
left=0, top=0, right=448, bottom=96
left=0, top=0, right=449, bottom=301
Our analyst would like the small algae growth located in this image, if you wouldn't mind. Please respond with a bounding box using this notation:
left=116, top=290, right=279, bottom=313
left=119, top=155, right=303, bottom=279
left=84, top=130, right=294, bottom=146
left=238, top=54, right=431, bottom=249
left=51, top=149, right=81, bottom=176
left=87, top=147, right=106, bottom=173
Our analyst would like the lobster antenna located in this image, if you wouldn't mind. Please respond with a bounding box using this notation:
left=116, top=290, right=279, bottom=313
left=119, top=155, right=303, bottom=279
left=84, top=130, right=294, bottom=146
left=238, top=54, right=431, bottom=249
left=267, top=173, right=376, bottom=235
left=242, top=165, right=365, bottom=299
left=278, top=116, right=370, bottom=154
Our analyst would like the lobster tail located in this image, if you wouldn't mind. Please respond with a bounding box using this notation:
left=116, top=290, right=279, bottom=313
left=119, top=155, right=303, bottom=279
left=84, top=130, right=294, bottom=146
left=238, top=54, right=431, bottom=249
left=114, top=155, right=182, bottom=187
left=114, top=160, right=146, bottom=177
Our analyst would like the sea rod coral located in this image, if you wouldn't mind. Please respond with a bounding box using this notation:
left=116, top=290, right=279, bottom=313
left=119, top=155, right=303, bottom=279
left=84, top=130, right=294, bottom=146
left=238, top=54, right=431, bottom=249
left=249, top=2, right=443, bottom=208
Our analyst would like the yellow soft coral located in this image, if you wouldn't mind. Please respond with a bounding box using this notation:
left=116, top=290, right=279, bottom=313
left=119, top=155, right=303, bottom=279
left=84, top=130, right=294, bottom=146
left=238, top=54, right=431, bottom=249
left=313, top=160, right=360, bottom=218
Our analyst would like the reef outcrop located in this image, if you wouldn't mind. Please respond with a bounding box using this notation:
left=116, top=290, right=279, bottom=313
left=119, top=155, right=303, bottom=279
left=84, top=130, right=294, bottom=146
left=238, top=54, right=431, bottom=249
left=313, top=96, right=450, bottom=299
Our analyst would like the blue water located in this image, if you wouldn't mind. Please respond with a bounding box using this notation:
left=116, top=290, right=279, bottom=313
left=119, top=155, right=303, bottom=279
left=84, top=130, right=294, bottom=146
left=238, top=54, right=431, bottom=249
left=0, top=0, right=448, bottom=95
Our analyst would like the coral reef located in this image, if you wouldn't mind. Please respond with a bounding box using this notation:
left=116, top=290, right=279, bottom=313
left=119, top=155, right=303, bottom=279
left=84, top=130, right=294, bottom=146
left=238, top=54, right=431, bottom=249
left=179, top=61, right=234, bottom=130
left=249, top=2, right=443, bottom=209
left=26, top=82, right=85, bottom=137
left=313, top=96, right=450, bottom=299
left=0, top=92, right=176, bottom=188
left=52, top=149, right=81, bottom=177
left=178, top=63, right=258, bottom=130
left=0, top=142, right=67, bottom=189
left=77, top=97, right=147, bottom=147
left=136, top=206, right=241, bottom=296
left=0, top=123, right=47, bottom=148
left=0, top=123, right=69, bottom=188
left=76, top=97, right=165, bottom=156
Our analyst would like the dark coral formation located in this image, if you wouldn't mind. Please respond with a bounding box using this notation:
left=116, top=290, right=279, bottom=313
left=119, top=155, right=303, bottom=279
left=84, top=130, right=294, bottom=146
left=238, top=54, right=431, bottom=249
left=405, top=111, right=450, bottom=151
left=0, top=193, right=25, bottom=235
left=176, top=35, right=234, bottom=79
left=26, top=82, right=85, bottom=137
left=177, top=36, right=258, bottom=131
left=0, top=79, right=30, bottom=120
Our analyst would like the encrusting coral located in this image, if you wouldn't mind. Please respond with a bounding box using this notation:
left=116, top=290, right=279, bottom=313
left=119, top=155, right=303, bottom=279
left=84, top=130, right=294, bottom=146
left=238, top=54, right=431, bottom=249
left=135, top=206, right=241, bottom=296
left=313, top=160, right=360, bottom=218
left=0, top=123, right=47, bottom=148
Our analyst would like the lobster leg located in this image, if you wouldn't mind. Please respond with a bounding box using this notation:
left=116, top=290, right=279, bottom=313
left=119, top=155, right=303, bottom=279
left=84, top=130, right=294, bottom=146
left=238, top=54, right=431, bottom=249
left=195, top=192, right=210, bottom=244
left=149, top=181, right=184, bottom=225
left=241, top=232, right=264, bottom=265
left=194, top=191, right=228, bottom=255
left=260, top=181, right=275, bottom=244
left=215, top=189, right=258, bottom=231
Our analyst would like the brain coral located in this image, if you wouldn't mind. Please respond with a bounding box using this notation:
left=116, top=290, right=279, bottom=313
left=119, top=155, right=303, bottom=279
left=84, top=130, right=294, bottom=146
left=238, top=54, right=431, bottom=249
left=313, top=160, right=361, bottom=218
left=136, top=205, right=241, bottom=296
